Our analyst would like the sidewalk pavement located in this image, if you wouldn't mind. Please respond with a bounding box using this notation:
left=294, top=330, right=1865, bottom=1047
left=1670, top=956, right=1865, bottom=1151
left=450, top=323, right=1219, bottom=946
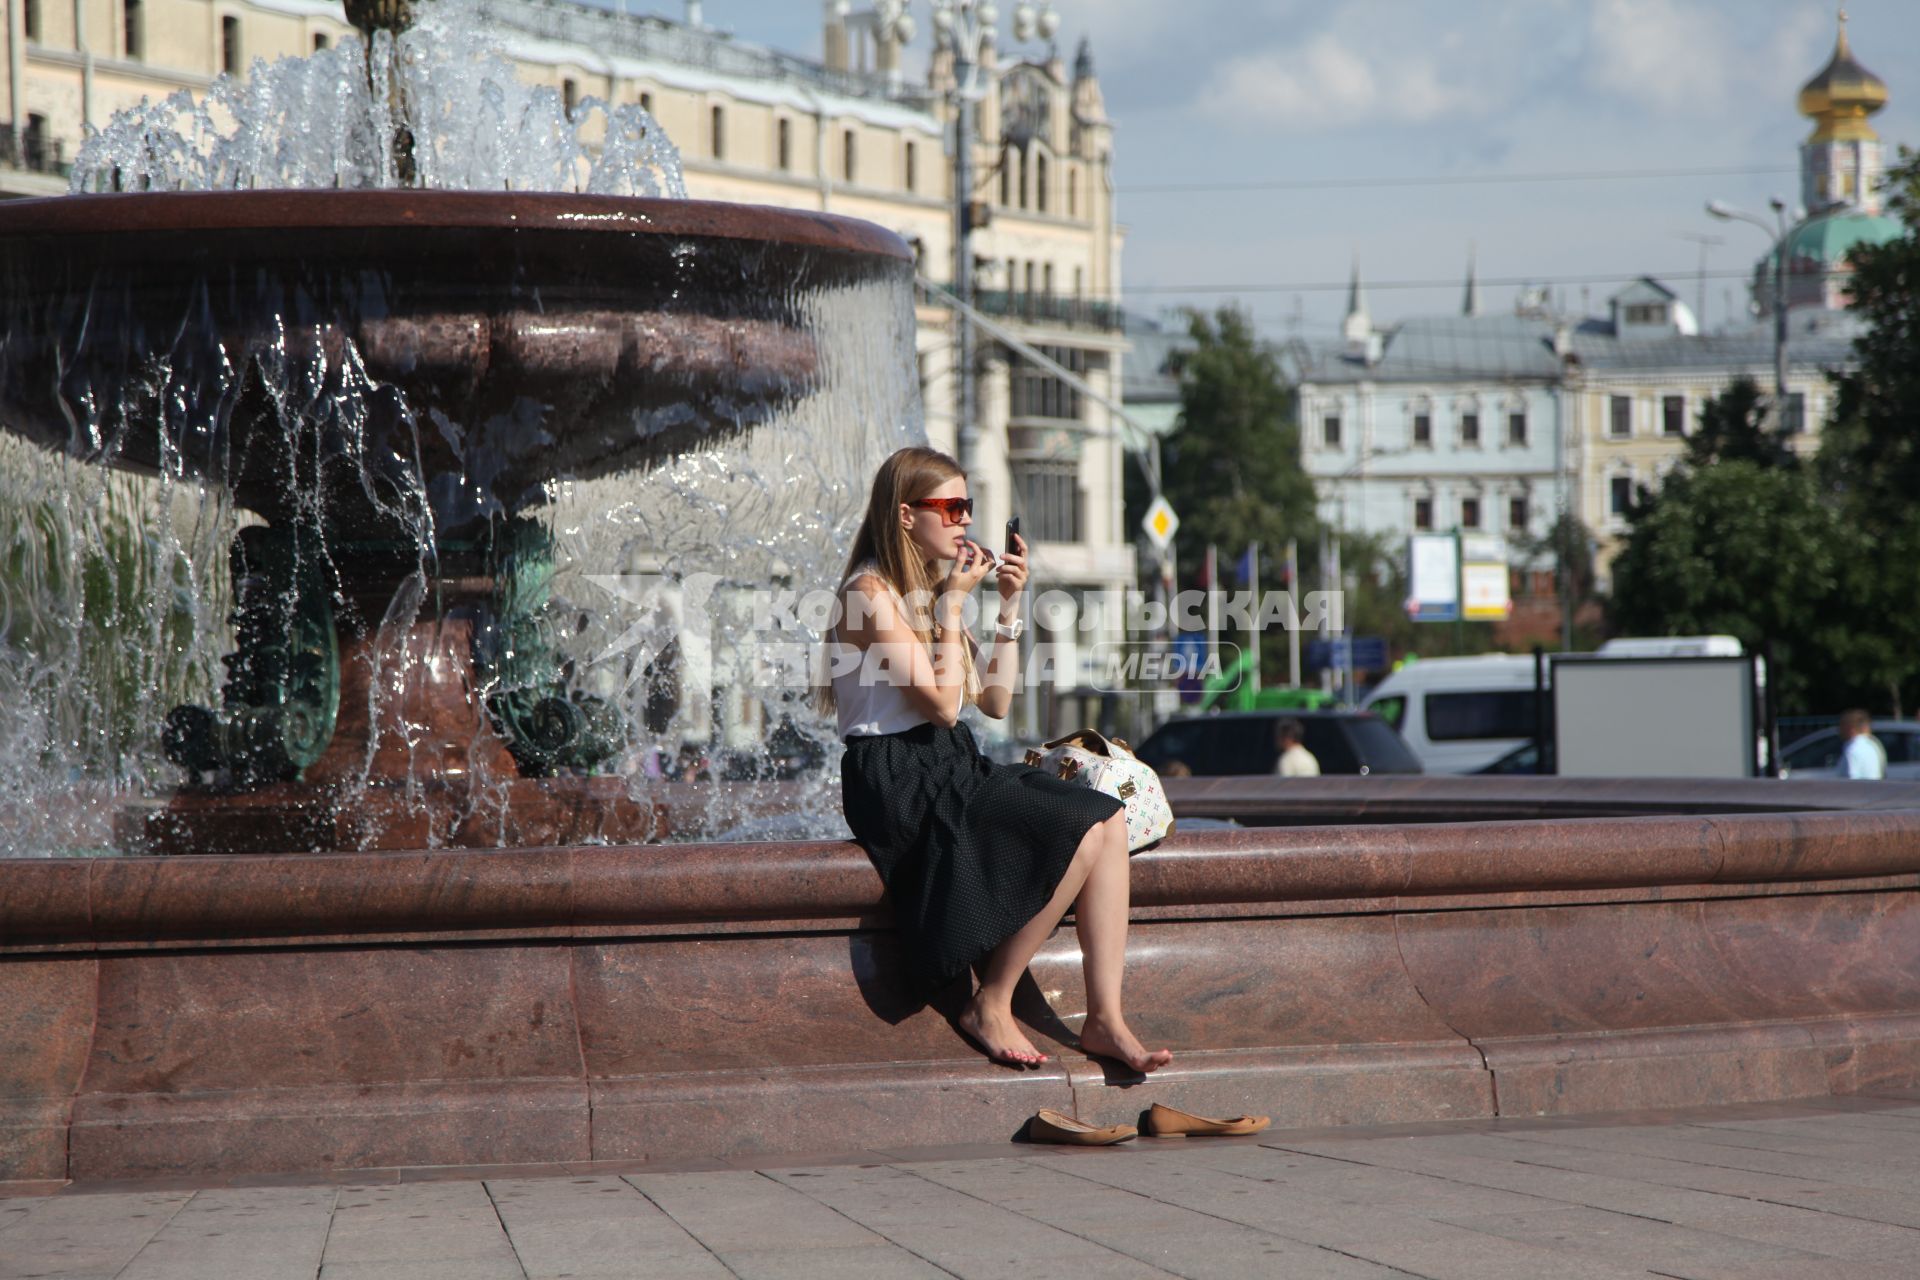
left=7, top=1094, right=1920, bottom=1279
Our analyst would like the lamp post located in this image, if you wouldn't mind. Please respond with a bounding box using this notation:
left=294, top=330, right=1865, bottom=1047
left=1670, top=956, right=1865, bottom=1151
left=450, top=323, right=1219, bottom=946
left=1706, top=197, right=1792, bottom=429
left=928, top=0, right=1058, bottom=481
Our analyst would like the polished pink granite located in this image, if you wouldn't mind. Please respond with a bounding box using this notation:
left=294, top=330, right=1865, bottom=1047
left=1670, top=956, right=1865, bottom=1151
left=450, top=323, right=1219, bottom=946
left=4, top=788, right=1920, bottom=1183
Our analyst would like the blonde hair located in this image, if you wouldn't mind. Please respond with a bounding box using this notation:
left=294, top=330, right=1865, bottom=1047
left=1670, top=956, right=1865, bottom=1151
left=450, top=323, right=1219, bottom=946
left=817, top=447, right=980, bottom=714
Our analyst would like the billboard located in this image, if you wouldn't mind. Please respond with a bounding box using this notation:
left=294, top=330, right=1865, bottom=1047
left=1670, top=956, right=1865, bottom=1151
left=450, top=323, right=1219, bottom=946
left=1406, top=533, right=1459, bottom=621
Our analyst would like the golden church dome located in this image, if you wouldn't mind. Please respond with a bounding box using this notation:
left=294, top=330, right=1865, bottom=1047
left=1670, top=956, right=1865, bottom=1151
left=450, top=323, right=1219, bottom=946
left=1798, top=10, right=1888, bottom=143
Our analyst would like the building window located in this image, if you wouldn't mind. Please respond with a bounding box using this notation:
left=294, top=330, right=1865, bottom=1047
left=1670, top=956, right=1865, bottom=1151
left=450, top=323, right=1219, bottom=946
left=563, top=79, right=578, bottom=115
left=639, top=91, right=654, bottom=114
left=222, top=15, right=241, bottom=75
left=999, top=148, right=1011, bottom=204
left=1013, top=461, right=1084, bottom=543
left=1322, top=414, right=1342, bottom=448
left=1413, top=497, right=1434, bottom=531
left=1784, top=391, right=1807, bottom=434
left=1024, top=261, right=1036, bottom=297
left=1413, top=412, right=1432, bottom=447
left=1460, top=412, right=1480, bottom=446
left=1509, top=494, right=1529, bottom=533
left=1068, top=168, right=1078, bottom=217
left=25, top=0, right=42, bottom=41
left=903, top=140, right=916, bottom=191
left=1662, top=394, right=1685, bottom=436
left=1073, top=266, right=1084, bottom=297
left=1507, top=411, right=1527, bottom=446
left=1010, top=345, right=1086, bottom=422
left=1610, top=475, right=1633, bottom=518
left=124, top=0, right=144, bottom=59
left=1461, top=497, right=1481, bottom=529
left=1610, top=394, right=1632, bottom=438
left=313, top=32, right=330, bottom=51
left=1035, top=153, right=1049, bottom=213
left=843, top=129, right=857, bottom=182
left=1623, top=303, right=1668, bottom=325
left=776, top=119, right=792, bottom=171
left=710, top=106, right=725, bottom=159
left=1018, top=148, right=1030, bottom=209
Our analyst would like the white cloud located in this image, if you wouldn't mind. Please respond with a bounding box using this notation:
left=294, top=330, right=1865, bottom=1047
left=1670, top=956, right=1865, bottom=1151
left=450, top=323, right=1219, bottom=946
left=1583, top=0, right=1832, bottom=118
left=1585, top=0, right=1734, bottom=112
left=1193, top=32, right=1477, bottom=131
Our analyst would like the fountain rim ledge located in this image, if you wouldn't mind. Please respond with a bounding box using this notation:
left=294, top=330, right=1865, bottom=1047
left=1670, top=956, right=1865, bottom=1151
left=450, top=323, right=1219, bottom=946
left=0, top=190, right=916, bottom=261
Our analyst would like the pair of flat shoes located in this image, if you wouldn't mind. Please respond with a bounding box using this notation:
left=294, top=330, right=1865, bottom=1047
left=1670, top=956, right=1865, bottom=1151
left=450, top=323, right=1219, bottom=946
left=1027, top=1104, right=1270, bottom=1146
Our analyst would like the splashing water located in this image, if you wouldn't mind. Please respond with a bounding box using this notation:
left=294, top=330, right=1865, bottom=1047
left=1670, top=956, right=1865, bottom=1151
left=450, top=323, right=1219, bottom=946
left=71, top=0, right=685, bottom=197
left=1, top=0, right=925, bottom=857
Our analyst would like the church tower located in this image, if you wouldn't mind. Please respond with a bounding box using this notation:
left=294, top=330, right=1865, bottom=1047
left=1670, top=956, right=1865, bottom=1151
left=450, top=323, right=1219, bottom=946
left=1798, top=8, right=1888, bottom=215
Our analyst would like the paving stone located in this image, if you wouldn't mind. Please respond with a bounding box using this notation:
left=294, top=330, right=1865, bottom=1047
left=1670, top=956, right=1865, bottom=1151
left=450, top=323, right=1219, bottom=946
left=717, top=1243, right=953, bottom=1280
left=901, top=1159, right=1406, bottom=1278
left=116, top=1226, right=331, bottom=1280
left=317, top=1260, right=528, bottom=1280
left=0, top=1193, right=193, bottom=1279
left=627, top=1169, right=892, bottom=1251
left=1439, top=1203, right=1832, bottom=1272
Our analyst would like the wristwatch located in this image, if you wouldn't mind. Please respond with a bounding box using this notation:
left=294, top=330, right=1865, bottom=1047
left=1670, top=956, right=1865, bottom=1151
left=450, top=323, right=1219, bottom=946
left=995, top=617, right=1025, bottom=641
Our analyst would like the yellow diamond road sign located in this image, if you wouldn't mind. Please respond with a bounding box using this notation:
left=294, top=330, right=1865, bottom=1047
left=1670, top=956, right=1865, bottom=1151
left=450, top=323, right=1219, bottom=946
left=1142, top=496, right=1179, bottom=551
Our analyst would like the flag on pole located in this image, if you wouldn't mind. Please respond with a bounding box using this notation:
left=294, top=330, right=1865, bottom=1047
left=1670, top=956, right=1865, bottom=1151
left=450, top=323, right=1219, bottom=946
left=1236, top=542, right=1259, bottom=587
left=1198, top=544, right=1217, bottom=590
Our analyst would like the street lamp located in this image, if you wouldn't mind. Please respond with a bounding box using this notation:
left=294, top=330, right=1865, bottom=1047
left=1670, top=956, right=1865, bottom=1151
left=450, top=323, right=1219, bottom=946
left=926, top=0, right=1059, bottom=481
left=1706, top=197, right=1792, bottom=430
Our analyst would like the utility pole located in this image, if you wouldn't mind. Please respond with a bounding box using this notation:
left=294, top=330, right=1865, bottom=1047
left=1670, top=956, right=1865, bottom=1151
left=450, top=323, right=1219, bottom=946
left=1678, top=231, right=1723, bottom=330
left=1707, top=198, right=1794, bottom=427
left=928, top=0, right=1059, bottom=480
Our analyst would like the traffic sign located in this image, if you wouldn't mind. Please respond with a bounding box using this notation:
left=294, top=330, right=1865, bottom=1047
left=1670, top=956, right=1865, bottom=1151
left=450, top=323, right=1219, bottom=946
left=1141, top=496, right=1179, bottom=551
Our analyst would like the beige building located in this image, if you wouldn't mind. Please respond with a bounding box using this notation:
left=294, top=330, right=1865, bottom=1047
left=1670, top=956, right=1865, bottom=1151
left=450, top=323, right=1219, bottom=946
left=1, top=0, right=1134, bottom=740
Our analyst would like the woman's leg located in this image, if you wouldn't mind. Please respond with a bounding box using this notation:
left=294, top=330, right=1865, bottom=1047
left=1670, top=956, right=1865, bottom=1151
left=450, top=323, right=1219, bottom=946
left=959, top=810, right=1118, bottom=1065
left=1074, top=813, right=1173, bottom=1073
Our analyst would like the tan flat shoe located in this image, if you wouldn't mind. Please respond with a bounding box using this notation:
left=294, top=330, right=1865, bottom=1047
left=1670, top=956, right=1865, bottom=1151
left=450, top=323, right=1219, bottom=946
left=1144, top=1103, right=1271, bottom=1137
left=1028, top=1108, right=1137, bottom=1146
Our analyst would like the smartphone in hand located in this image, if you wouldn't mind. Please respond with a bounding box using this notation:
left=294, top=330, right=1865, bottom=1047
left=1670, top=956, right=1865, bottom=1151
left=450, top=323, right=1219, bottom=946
left=1004, top=516, right=1021, bottom=556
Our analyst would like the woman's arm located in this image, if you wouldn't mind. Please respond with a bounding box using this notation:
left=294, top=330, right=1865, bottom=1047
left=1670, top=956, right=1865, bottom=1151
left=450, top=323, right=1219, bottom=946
left=841, top=573, right=975, bottom=728
left=976, top=534, right=1028, bottom=721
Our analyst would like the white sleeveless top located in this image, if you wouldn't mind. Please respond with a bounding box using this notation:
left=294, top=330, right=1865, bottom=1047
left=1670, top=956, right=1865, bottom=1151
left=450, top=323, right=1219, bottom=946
left=830, top=563, right=977, bottom=739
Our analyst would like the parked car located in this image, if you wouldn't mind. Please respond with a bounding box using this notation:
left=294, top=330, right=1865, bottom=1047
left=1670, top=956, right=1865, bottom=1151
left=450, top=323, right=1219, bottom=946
left=1473, top=741, right=1544, bottom=775
left=1780, top=720, right=1920, bottom=780
left=1360, top=655, right=1543, bottom=774
left=1135, top=710, right=1422, bottom=778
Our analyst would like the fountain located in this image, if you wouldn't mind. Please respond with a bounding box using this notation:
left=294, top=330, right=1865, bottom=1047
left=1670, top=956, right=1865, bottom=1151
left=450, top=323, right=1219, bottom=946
left=4, top=0, right=1920, bottom=1188
left=0, top=0, right=918, bottom=855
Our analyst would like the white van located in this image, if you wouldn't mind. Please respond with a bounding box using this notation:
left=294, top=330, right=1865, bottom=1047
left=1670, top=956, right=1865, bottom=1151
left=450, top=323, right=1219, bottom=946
left=1361, top=637, right=1749, bottom=774
left=1360, top=655, right=1545, bottom=775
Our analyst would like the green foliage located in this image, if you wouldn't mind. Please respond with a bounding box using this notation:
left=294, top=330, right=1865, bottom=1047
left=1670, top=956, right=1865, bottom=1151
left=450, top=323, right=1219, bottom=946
left=1814, top=145, right=1920, bottom=712
left=1158, top=307, right=1321, bottom=586
left=1686, top=375, right=1797, bottom=471
left=1609, top=460, right=1847, bottom=711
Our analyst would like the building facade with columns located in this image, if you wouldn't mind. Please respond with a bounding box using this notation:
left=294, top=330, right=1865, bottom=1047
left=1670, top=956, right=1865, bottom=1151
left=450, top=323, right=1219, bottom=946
left=0, top=0, right=1135, bottom=740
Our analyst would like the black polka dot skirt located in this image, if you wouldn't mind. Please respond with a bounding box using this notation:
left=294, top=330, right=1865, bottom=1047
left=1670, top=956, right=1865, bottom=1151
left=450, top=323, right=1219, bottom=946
left=841, top=719, right=1125, bottom=995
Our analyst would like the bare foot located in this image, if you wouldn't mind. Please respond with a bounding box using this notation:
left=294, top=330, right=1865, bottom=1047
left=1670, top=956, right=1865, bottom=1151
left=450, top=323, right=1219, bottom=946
left=1080, top=1013, right=1173, bottom=1074
left=958, top=996, right=1049, bottom=1068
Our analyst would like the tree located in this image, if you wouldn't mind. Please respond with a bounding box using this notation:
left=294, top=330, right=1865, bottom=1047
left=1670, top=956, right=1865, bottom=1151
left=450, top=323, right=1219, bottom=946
left=1156, top=307, right=1321, bottom=588
left=1817, top=146, right=1920, bottom=714
left=1608, top=457, right=1849, bottom=713
left=1686, top=375, right=1796, bottom=471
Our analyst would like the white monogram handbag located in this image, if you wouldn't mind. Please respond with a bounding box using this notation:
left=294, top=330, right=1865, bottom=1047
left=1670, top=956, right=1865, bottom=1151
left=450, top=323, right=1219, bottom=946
left=1025, top=728, right=1176, bottom=852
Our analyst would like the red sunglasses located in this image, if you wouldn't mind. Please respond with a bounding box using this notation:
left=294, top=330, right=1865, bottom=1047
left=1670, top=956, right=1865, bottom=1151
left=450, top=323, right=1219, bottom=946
left=912, top=497, right=974, bottom=524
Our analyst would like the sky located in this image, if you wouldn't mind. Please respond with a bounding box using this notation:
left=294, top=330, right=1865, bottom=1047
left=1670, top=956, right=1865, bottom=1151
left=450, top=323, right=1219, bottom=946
left=629, top=1, right=1920, bottom=341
